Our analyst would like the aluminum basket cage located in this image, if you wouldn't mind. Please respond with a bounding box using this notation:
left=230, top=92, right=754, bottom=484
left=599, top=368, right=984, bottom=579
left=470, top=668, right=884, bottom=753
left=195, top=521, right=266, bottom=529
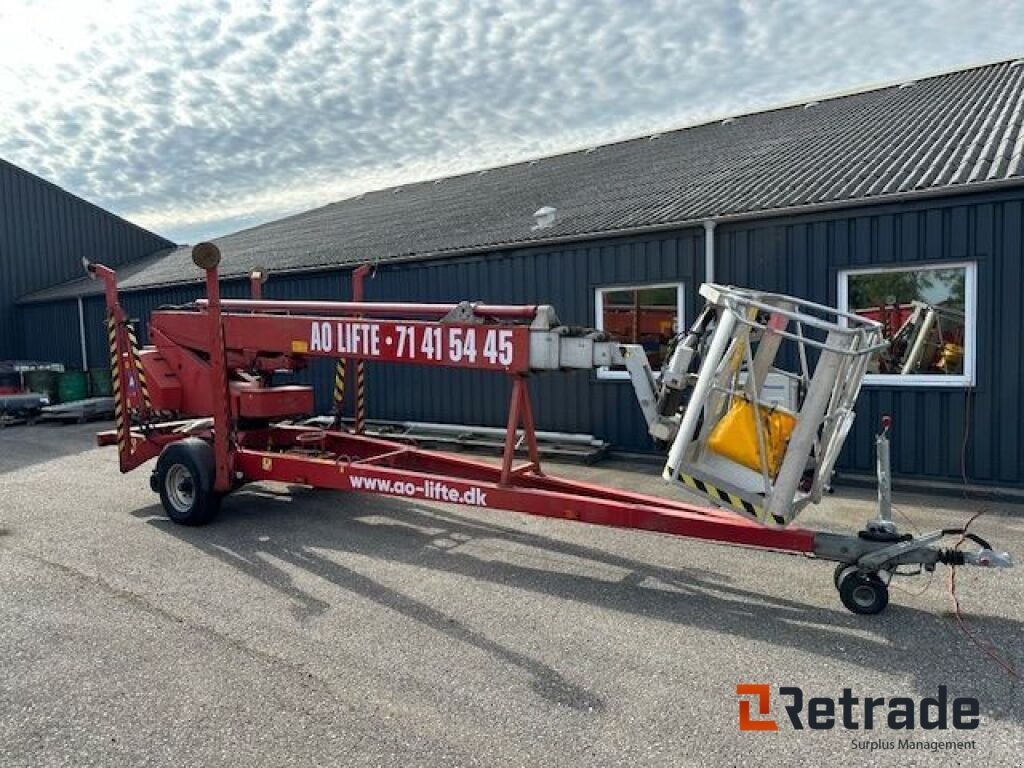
left=700, top=284, right=889, bottom=352
left=664, top=284, right=888, bottom=527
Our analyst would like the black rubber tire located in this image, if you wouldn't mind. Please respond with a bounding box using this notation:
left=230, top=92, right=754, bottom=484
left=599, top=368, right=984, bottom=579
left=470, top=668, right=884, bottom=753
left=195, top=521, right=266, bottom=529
left=834, top=563, right=854, bottom=588
left=154, top=438, right=221, bottom=526
left=837, top=570, right=889, bottom=615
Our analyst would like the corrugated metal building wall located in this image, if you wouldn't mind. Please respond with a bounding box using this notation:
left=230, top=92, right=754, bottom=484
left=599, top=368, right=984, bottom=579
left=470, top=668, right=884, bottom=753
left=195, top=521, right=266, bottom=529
left=17, top=188, right=1023, bottom=487
left=0, top=159, right=172, bottom=359
left=715, top=189, right=1023, bottom=487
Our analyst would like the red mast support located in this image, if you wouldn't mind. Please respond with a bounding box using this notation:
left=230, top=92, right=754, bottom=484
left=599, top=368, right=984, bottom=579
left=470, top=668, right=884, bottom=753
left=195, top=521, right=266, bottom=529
left=352, top=263, right=372, bottom=435
left=194, top=243, right=234, bottom=492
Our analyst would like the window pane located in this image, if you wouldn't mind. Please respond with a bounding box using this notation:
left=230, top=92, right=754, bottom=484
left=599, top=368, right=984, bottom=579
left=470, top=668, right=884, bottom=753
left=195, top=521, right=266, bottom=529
left=600, top=285, right=680, bottom=372
left=847, top=267, right=967, bottom=375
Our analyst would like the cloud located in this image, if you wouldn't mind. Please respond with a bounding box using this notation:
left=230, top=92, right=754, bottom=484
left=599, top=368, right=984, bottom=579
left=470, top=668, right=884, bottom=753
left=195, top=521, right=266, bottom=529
left=0, top=0, right=1021, bottom=243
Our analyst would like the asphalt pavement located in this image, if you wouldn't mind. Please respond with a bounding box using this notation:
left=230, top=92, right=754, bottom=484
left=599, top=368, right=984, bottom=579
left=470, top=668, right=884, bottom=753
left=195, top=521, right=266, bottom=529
left=1, top=422, right=1021, bottom=767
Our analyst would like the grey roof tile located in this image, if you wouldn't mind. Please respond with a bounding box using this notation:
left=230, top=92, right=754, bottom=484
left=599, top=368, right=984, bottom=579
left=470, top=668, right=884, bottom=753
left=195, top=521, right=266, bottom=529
left=20, top=58, right=1024, bottom=304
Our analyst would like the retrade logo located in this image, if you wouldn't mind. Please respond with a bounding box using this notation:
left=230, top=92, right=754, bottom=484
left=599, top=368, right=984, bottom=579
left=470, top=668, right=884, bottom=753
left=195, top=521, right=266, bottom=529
left=736, top=684, right=980, bottom=732
left=736, top=684, right=778, bottom=731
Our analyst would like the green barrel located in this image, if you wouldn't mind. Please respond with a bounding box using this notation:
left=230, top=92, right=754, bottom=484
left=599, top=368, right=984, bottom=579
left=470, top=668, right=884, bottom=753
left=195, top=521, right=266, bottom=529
left=24, top=369, right=60, bottom=403
left=89, top=367, right=113, bottom=397
left=58, top=370, right=89, bottom=404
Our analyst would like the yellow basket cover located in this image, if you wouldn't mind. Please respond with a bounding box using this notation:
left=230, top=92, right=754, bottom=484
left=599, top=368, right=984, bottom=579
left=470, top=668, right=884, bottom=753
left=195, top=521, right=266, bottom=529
left=707, top=397, right=797, bottom=477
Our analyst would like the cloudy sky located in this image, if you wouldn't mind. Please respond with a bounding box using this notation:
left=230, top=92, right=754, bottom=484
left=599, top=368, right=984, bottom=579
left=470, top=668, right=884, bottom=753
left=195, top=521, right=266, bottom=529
left=0, top=0, right=1021, bottom=244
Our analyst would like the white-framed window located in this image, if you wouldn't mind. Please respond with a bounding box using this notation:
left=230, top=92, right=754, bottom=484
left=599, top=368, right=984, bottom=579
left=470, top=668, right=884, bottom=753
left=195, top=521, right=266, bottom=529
left=838, top=261, right=976, bottom=387
left=594, top=282, right=685, bottom=380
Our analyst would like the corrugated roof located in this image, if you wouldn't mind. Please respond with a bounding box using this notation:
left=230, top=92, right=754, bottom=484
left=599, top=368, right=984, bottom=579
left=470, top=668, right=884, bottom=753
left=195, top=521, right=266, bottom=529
left=21, top=58, right=1024, bottom=303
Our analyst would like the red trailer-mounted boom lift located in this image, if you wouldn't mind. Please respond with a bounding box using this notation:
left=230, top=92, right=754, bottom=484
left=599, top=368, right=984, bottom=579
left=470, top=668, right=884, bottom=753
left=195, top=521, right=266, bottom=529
left=91, top=244, right=1010, bottom=615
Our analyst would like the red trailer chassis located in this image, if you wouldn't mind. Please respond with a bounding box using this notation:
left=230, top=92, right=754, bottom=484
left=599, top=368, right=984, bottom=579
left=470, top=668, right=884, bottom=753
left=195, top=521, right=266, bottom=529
left=90, top=243, right=1009, bottom=614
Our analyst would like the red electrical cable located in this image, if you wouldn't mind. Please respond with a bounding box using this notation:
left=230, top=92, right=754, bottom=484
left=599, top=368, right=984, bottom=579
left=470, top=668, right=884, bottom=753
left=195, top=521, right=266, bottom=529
left=948, top=390, right=1020, bottom=681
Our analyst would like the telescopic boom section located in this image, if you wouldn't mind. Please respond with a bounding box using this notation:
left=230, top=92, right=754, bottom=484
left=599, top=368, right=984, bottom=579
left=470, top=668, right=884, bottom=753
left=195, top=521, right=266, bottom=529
left=196, top=297, right=542, bottom=320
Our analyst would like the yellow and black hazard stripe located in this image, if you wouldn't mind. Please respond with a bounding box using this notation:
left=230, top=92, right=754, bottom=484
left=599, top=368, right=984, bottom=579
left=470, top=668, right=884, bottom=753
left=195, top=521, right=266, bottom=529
left=107, top=314, right=127, bottom=455
left=333, top=358, right=346, bottom=411
left=680, top=473, right=759, bottom=517
left=355, top=359, right=366, bottom=433
left=678, top=473, right=787, bottom=526
left=124, top=322, right=152, bottom=413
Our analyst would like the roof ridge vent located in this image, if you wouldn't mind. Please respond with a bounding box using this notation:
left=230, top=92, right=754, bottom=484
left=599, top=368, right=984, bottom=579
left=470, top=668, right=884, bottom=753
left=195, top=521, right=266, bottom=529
left=584, top=147, right=598, bottom=154
left=477, top=169, right=489, bottom=176
left=433, top=179, right=443, bottom=185
left=528, top=159, right=539, bottom=166
left=532, top=206, right=557, bottom=230
left=1010, top=59, right=1024, bottom=68
left=803, top=101, right=820, bottom=110
left=720, top=117, right=736, bottom=125
left=392, top=187, right=403, bottom=194
left=648, top=133, right=662, bottom=141
left=898, top=80, right=917, bottom=89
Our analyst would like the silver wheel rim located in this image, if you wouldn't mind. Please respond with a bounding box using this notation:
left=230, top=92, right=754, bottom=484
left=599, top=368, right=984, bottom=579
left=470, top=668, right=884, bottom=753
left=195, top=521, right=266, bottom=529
left=165, top=464, right=195, bottom=514
left=851, top=583, right=877, bottom=608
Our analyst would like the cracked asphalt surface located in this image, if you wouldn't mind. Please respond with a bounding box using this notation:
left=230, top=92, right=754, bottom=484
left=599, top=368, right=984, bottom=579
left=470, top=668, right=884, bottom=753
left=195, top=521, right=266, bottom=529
left=1, top=422, right=1022, bottom=767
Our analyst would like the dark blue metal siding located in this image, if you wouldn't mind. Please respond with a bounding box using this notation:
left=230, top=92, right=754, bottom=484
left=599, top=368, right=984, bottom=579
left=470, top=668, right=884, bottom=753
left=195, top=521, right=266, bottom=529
left=1, top=160, right=172, bottom=359
left=16, top=299, right=81, bottom=365
left=715, top=189, right=1024, bottom=487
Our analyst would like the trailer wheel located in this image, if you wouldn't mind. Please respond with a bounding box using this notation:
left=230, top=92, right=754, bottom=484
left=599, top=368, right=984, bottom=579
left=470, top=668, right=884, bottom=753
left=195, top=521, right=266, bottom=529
left=155, top=439, right=221, bottom=526
left=837, top=569, right=889, bottom=615
left=833, top=562, right=852, bottom=588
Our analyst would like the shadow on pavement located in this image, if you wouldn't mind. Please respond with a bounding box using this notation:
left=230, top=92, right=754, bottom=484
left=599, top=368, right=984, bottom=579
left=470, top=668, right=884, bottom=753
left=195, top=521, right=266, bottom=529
left=0, top=422, right=102, bottom=476
left=133, top=484, right=1023, bottom=722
